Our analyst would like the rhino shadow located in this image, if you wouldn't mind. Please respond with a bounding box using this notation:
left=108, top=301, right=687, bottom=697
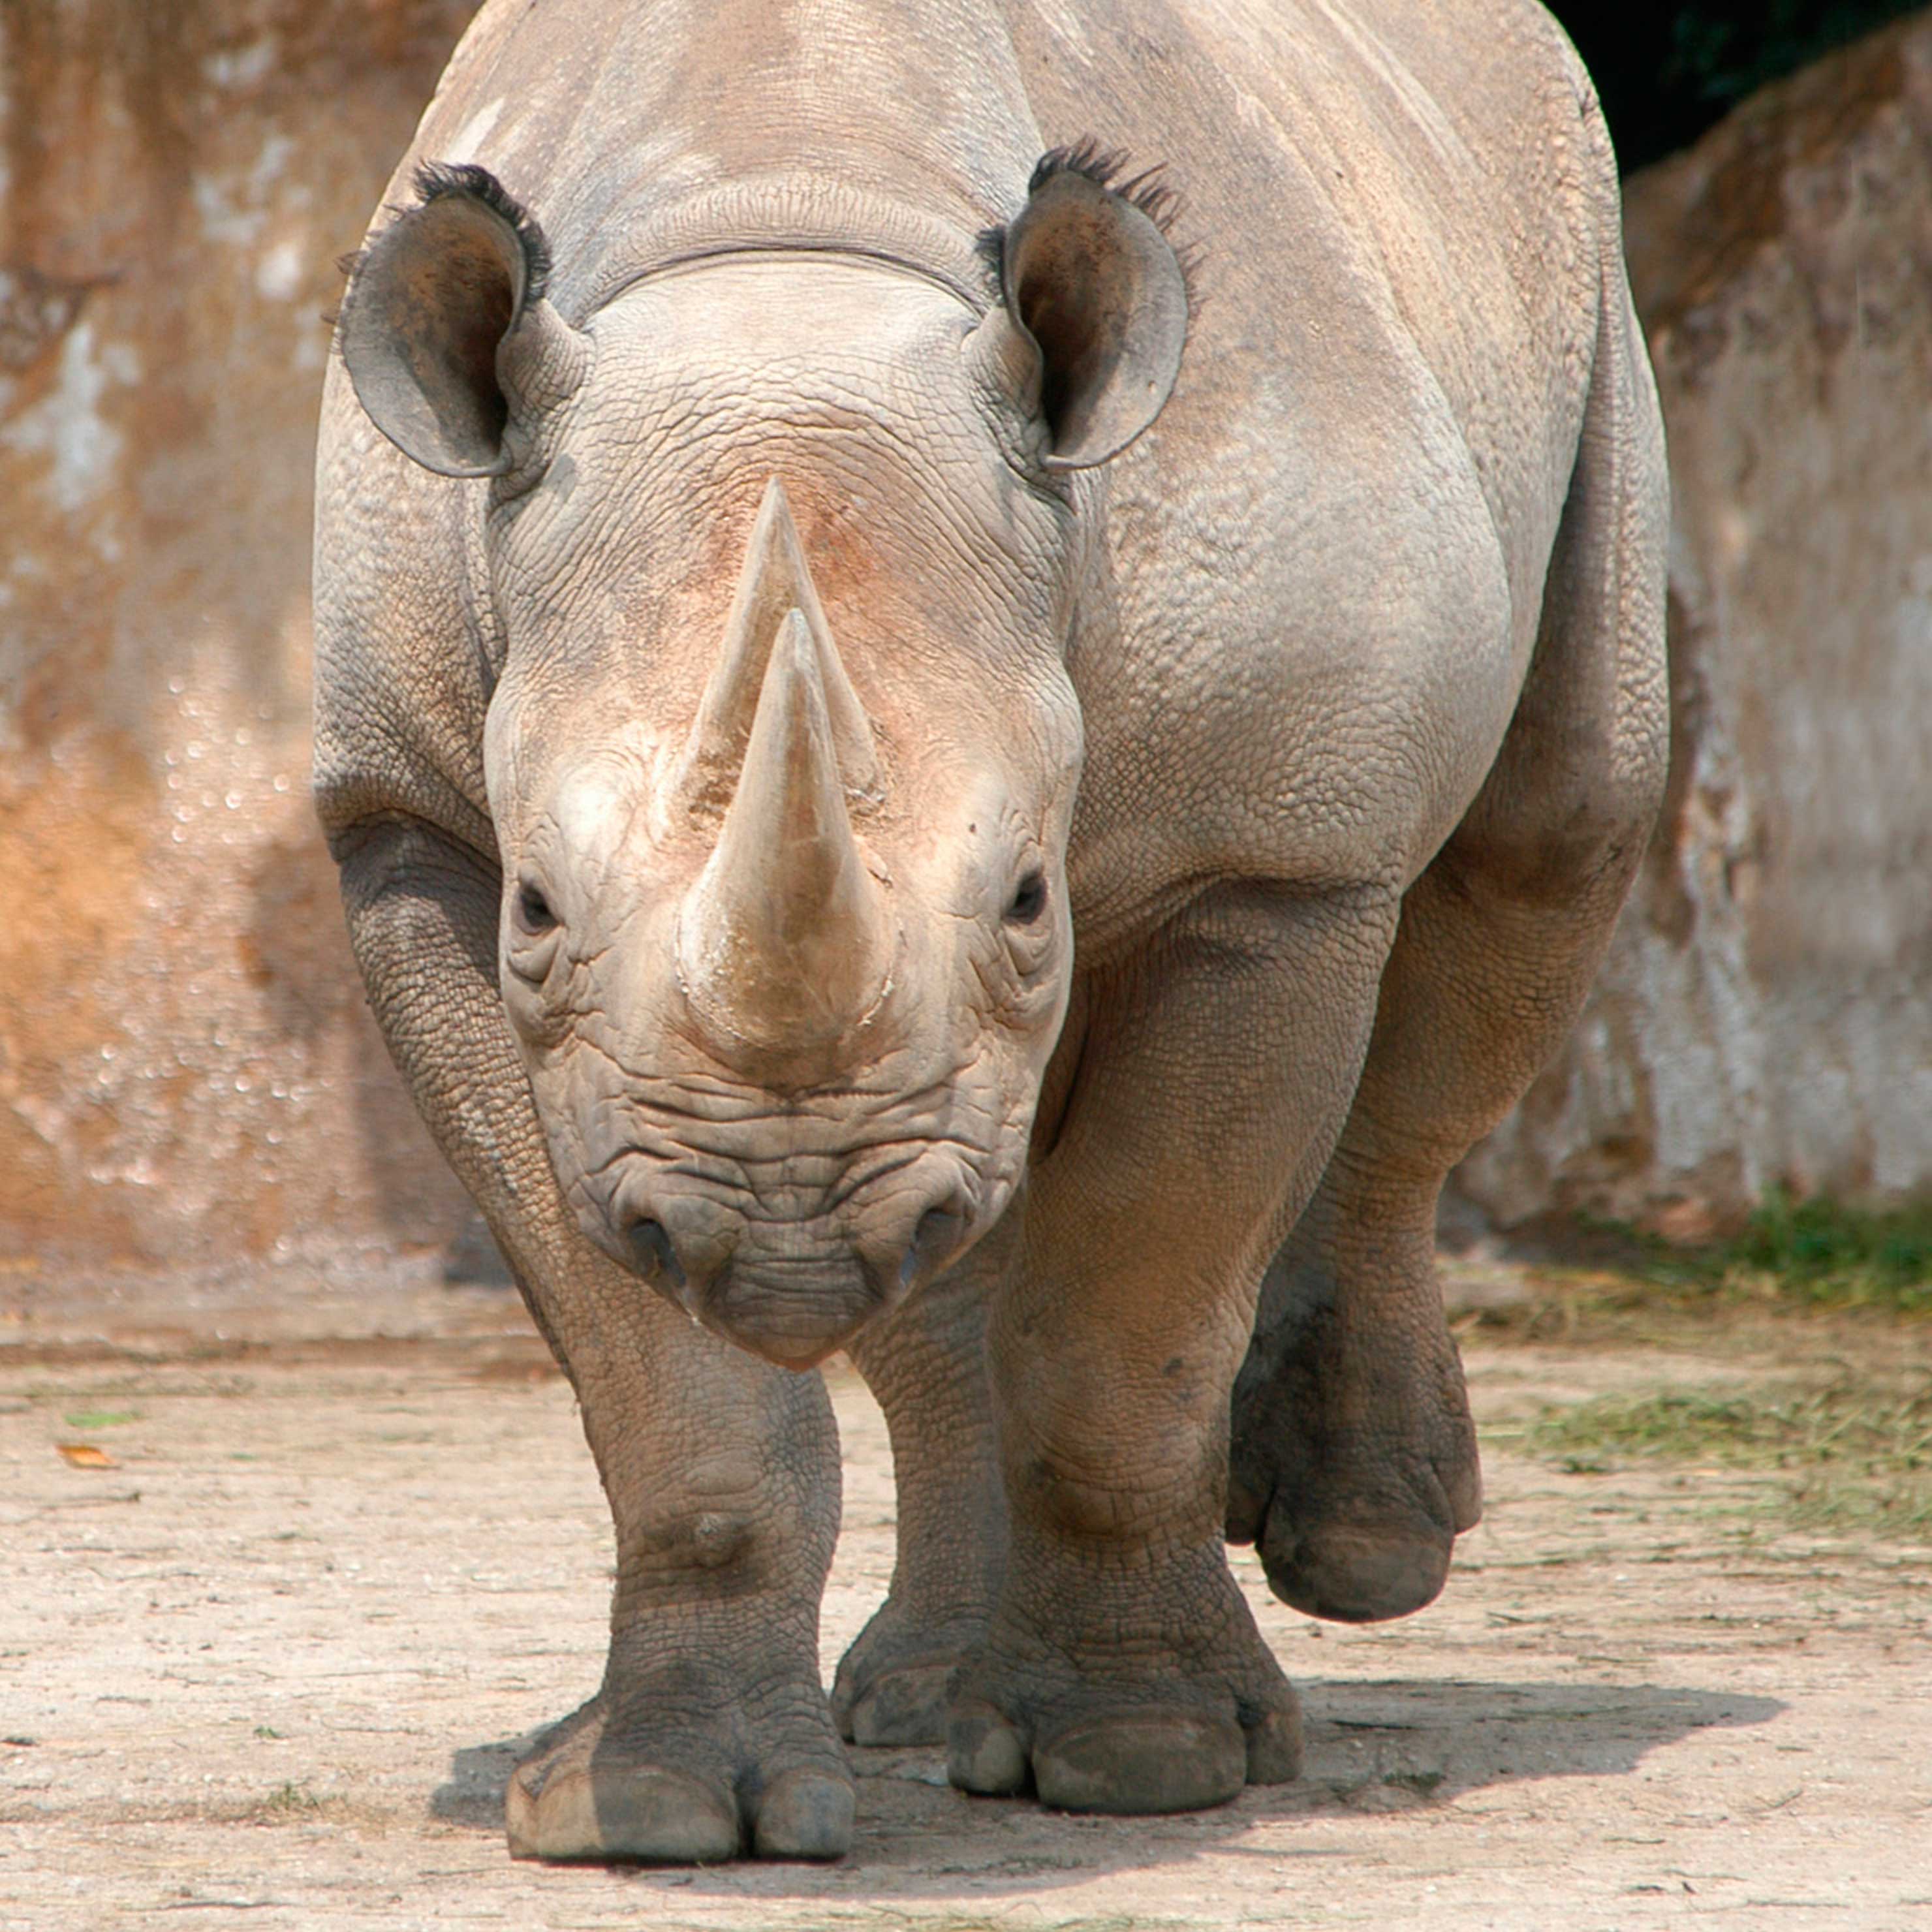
left=430, top=1678, right=1783, bottom=1894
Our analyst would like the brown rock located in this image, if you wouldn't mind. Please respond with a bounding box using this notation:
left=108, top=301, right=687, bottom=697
left=0, top=2, right=474, bottom=1278
left=5, top=4, right=1927, bottom=1283
left=1454, top=12, right=1932, bottom=1234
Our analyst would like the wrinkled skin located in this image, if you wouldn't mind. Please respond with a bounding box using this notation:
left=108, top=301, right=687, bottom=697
left=314, top=0, right=1668, bottom=1862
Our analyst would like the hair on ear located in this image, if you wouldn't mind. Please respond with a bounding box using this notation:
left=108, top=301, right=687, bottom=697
left=978, top=136, right=1200, bottom=305
left=410, top=161, right=553, bottom=307
left=973, top=221, right=1007, bottom=288
left=320, top=249, right=363, bottom=332
left=327, top=163, right=553, bottom=344
left=1029, top=137, right=1183, bottom=236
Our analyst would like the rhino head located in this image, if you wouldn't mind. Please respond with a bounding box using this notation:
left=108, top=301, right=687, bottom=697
left=337, top=156, right=1188, bottom=1367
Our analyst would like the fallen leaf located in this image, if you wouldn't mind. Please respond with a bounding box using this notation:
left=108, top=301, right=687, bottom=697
left=57, top=1442, right=117, bottom=1469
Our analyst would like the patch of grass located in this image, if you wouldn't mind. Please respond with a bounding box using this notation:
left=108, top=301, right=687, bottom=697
left=24, top=1373, right=255, bottom=1404
left=1517, top=1371, right=1932, bottom=1537
left=61, top=1409, right=140, bottom=1429
left=259, top=1781, right=321, bottom=1815
left=1652, top=1189, right=1932, bottom=1315
left=1464, top=1190, right=1932, bottom=1344
left=1382, top=1768, right=1448, bottom=1799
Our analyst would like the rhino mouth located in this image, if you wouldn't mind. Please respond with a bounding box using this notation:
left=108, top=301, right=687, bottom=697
left=657, top=1249, right=900, bottom=1369
left=572, top=1147, right=984, bottom=1369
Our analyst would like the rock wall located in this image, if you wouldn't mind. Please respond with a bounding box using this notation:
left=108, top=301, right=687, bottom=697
left=0, top=3, right=473, bottom=1277
left=1453, top=10, right=1932, bottom=1236
left=4, top=5, right=1929, bottom=1283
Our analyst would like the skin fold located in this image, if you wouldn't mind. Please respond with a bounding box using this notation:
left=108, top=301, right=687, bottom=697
left=313, top=0, right=1668, bottom=1862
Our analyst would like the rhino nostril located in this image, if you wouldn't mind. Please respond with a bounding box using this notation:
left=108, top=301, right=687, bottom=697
left=625, top=1217, right=687, bottom=1293
left=898, top=1205, right=967, bottom=1293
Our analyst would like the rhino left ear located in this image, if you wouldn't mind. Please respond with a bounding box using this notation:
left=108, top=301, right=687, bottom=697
left=339, top=163, right=586, bottom=479
left=974, top=144, right=1191, bottom=471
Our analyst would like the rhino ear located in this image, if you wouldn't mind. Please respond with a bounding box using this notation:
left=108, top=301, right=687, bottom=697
left=338, top=163, right=582, bottom=479
left=985, top=144, right=1191, bottom=471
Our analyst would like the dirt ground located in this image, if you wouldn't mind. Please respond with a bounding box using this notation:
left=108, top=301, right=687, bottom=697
left=2, top=1268, right=1928, bottom=1932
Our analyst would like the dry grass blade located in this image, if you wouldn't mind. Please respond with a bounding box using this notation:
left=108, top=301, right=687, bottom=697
left=1516, top=1369, right=1932, bottom=1536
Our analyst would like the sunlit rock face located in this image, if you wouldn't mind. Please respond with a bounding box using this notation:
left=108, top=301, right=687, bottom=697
left=6, top=3, right=1932, bottom=1286
left=0, top=3, right=474, bottom=1279
left=1454, top=14, right=1932, bottom=1239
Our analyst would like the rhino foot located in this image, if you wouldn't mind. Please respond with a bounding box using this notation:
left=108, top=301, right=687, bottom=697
left=506, top=1686, right=852, bottom=1863
left=944, top=1579, right=1301, bottom=1813
left=1255, top=1514, right=1459, bottom=1624
left=832, top=1602, right=987, bottom=1747
left=1227, top=1279, right=1482, bottom=1624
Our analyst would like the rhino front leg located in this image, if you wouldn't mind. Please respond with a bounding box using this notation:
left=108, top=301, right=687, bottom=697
left=335, top=817, right=850, bottom=1862
left=835, top=1220, right=1013, bottom=1746
left=948, top=882, right=1399, bottom=1813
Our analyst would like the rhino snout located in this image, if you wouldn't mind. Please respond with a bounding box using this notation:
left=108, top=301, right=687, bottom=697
left=597, top=1157, right=978, bottom=1369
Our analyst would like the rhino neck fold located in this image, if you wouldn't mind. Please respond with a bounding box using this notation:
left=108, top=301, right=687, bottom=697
left=429, top=0, right=1044, bottom=325
left=582, top=183, right=1003, bottom=318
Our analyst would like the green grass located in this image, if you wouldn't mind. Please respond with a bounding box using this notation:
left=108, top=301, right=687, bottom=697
left=1651, top=1189, right=1932, bottom=1315
left=1514, top=1371, right=1932, bottom=1537
left=1469, top=1191, right=1932, bottom=1342
left=259, top=1781, right=322, bottom=1815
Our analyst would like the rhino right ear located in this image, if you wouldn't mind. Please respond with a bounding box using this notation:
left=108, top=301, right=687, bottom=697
left=338, top=163, right=587, bottom=479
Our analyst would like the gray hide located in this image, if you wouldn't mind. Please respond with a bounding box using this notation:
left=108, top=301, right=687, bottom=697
left=314, top=0, right=1667, bottom=1863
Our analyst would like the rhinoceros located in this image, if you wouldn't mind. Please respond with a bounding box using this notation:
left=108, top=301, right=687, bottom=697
left=314, top=0, right=1666, bottom=1863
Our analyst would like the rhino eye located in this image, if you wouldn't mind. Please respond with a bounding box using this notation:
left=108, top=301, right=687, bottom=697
left=513, top=879, right=559, bottom=939
left=1004, top=869, right=1048, bottom=928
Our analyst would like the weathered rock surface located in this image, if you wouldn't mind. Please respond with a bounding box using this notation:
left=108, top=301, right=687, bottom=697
left=0, top=3, right=473, bottom=1278
left=1454, top=10, right=1932, bottom=1235
left=5, top=5, right=1929, bottom=1283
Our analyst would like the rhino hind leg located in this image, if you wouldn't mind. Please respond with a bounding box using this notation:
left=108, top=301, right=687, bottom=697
left=834, top=1230, right=1012, bottom=1746
left=1228, top=1172, right=1482, bottom=1623
left=1228, top=255, right=1670, bottom=1624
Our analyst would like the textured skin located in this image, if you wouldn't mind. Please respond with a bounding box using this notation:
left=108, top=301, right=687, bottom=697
left=313, top=0, right=1668, bottom=1860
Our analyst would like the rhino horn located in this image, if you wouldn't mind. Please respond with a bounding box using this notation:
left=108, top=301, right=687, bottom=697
left=674, top=476, right=880, bottom=809
left=677, top=608, right=895, bottom=1051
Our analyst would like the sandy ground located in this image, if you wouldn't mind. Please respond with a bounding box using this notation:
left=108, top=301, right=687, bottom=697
left=2, top=1278, right=1929, bottom=1932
